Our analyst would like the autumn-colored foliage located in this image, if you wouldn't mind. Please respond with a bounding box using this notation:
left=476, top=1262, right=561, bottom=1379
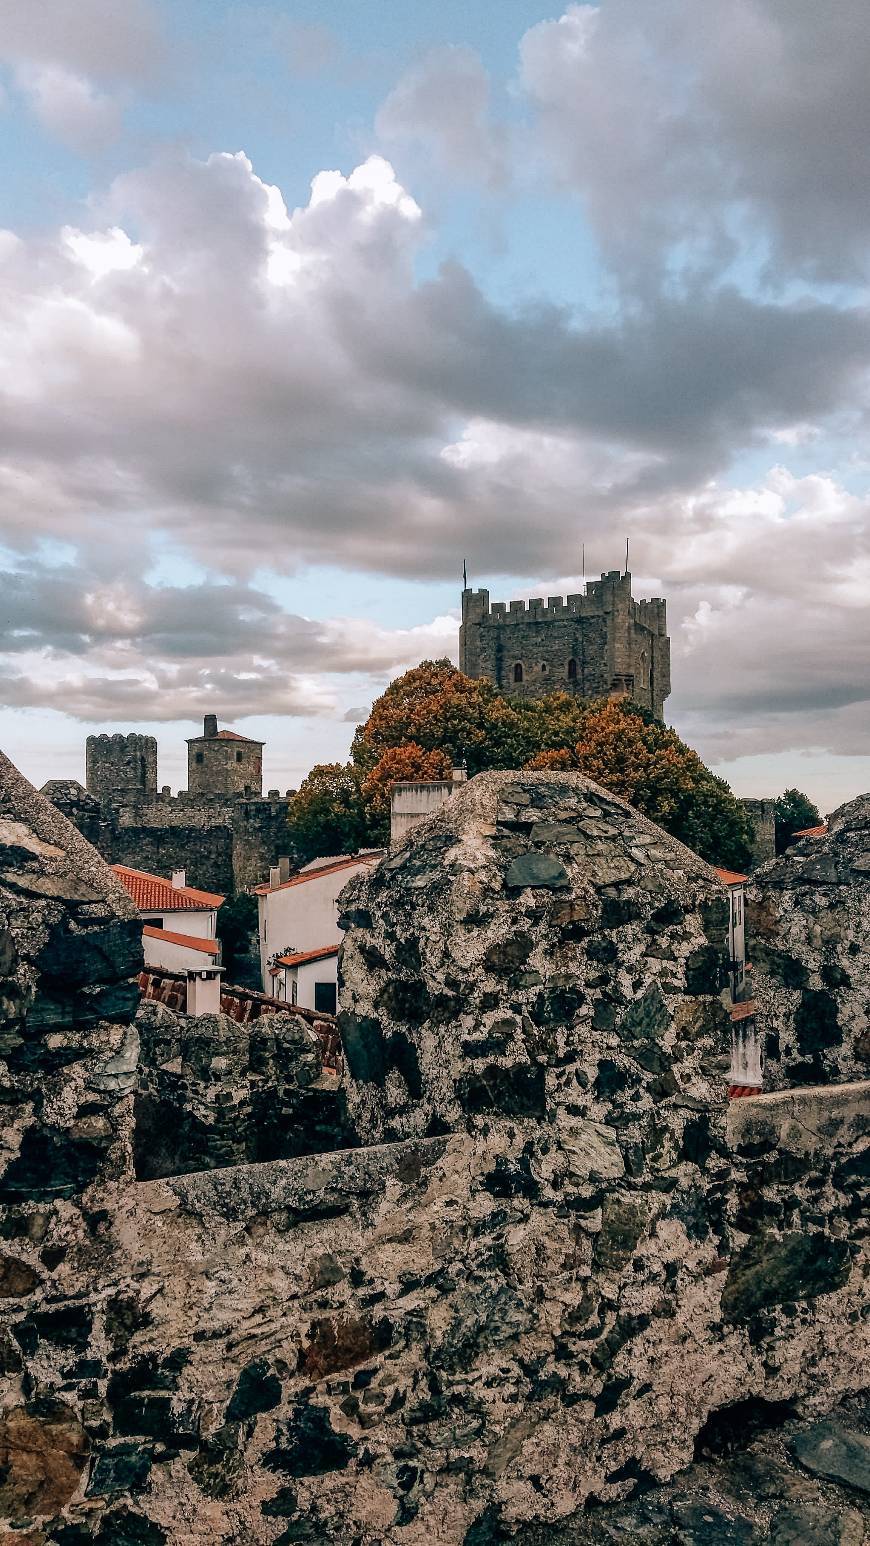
left=361, top=743, right=453, bottom=822
left=287, top=660, right=754, bottom=870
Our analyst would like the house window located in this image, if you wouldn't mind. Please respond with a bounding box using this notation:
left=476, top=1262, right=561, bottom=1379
left=291, top=977, right=298, bottom=1006
left=236, top=751, right=243, bottom=762
left=195, top=752, right=204, bottom=764
left=513, top=663, right=524, bottom=683
left=314, top=981, right=337, bottom=1015
left=567, top=658, right=578, bottom=680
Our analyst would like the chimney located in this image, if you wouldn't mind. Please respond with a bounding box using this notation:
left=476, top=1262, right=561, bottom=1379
left=171, top=869, right=186, bottom=890
left=186, top=966, right=223, bottom=1017
left=278, top=856, right=291, bottom=883
left=269, top=866, right=281, bottom=890
left=203, top=714, right=218, bottom=738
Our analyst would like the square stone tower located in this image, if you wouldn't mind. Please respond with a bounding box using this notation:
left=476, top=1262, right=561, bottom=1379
left=459, top=570, right=671, bottom=719
left=186, top=715, right=264, bottom=798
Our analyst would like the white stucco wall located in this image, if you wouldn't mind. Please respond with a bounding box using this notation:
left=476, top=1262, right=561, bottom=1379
left=259, top=861, right=374, bottom=989
left=143, top=930, right=219, bottom=975
left=141, top=907, right=216, bottom=939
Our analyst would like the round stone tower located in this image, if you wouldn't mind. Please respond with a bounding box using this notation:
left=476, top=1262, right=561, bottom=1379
left=85, top=732, right=158, bottom=803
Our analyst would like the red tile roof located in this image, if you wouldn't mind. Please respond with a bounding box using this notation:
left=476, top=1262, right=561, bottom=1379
left=794, top=823, right=828, bottom=839
left=186, top=728, right=263, bottom=744
left=143, top=925, right=220, bottom=956
left=274, top=944, right=340, bottom=969
left=254, top=854, right=380, bottom=895
left=714, top=866, right=748, bottom=886
left=730, top=999, right=757, bottom=1023
left=112, top=864, right=224, bottom=912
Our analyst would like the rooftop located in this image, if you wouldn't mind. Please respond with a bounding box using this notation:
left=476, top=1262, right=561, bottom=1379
left=112, top=864, right=225, bottom=913
left=186, top=728, right=264, bottom=745
left=274, top=944, right=340, bottom=969
left=714, top=866, right=748, bottom=886
left=143, top=925, right=220, bottom=956
left=255, top=853, right=382, bottom=895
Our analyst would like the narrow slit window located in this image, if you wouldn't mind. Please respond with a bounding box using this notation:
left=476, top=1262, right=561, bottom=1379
left=513, top=662, right=524, bottom=683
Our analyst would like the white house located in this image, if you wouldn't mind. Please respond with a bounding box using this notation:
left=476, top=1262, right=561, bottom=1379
left=269, top=944, right=341, bottom=1014
left=256, top=853, right=383, bottom=1008
left=713, top=865, right=761, bottom=1096
left=112, top=864, right=224, bottom=976
left=713, top=866, right=747, bottom=1001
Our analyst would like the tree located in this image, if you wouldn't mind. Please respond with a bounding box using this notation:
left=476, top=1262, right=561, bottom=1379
left=286, top=763, right=372, bottom=866
left=526, top=698, right=754, bottom=870
left=774, top=788, right=822, bottom=854
left=354, top=660, right=534, bottom=774
left=215, top=892, right=259, bottom=987
left=361, top=743, right=453, bottom=825
left=354, top=663, right=753, bottom=870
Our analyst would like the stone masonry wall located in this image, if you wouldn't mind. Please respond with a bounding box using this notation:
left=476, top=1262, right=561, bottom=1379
left=0, top=759, right=866, bottom=1544
left=748, top=793, right=870, bottom=1089
left=133, top=1000, right=355, bottom=1180
left=338, top=770, right=733, bottom=1146
left=41, top=787, right=290, bottom=896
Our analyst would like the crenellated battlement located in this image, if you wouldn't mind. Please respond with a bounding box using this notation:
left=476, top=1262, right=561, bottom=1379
left=459, top=570, right=671, bottom=717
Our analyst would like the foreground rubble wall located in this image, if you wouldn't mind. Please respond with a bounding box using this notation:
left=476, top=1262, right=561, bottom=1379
left=749, top=793, right=870, bottom=1089
left=0, top=760, right=867, bottom=1543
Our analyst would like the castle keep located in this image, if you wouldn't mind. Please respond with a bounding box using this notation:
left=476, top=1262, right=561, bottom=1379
left=460, top=568, right=671, bottom=718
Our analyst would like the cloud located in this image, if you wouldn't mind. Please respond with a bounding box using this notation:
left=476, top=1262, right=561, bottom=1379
left=1, top=0, right=165, bottom=150
left=1, top=0, right=870, bottom=797
left=0, top=558, right=458, bottom=723
left=1, top=0, right=165, bottom=85
left=376, top=46, right=505, bottom=185
left=15, top=64, right=121, bottom=153
left=518, top=0, right=870, bottom=286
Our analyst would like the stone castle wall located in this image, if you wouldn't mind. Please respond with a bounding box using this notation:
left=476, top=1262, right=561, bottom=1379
left=1, top=758, right=867, bottom=1543
left=42, top=787, right=290, bottom=896
left=86, top=733, right=158, bottom=802
left=459, top=570, right=671, bottom=718
left=749, top=792, right=870, bottom=1088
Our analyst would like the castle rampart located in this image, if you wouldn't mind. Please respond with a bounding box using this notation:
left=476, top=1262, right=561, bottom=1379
left=86, top=731, right=157, bottom=801
left=47, top=720, right=290, bottom=894
left=460, top=568, right=671, bottom=718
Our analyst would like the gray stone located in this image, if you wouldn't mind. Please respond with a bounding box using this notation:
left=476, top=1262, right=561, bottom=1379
left=791, top=1423, right=870, bottom=1495
left=504, top=852, right=570, bottom=889
left=770, top=1502, right=865, bottom=1546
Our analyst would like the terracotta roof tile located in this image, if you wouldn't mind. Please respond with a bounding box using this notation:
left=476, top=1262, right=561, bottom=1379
left=714, top=866, right=748, bottom=886
left=275, top=944, right=340, bottom=968
left=794, top=823, right=828, bottom=839
left=186, top=728, right=263, bottom=744
left=143, top=925, right=220, bottom=956
left=254, top=853, right=381, bottom=895
left=112, top=864, right=224, bottom=912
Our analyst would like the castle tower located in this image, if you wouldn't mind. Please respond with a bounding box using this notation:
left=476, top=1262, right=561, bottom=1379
left=86, top=733, right=158, bottom=802
left=459, top=570, right=671, bottom=719
left=186, top=715, right=264, bottom=798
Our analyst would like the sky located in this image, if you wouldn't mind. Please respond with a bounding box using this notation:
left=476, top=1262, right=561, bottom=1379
left=1, top=0, right=868, bottom=812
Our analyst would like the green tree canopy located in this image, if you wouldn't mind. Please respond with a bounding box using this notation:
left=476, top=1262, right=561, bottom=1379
left=774, top=787, right=822, bottom=854
left=286, top=763, right=372, bottom=866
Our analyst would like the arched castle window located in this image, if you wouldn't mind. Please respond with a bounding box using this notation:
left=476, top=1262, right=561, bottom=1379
left=567, top=658, right=577, bottom=680
left=513, top=662, right=524, bottom=683
left=540, top=663, right=548, bottom=674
